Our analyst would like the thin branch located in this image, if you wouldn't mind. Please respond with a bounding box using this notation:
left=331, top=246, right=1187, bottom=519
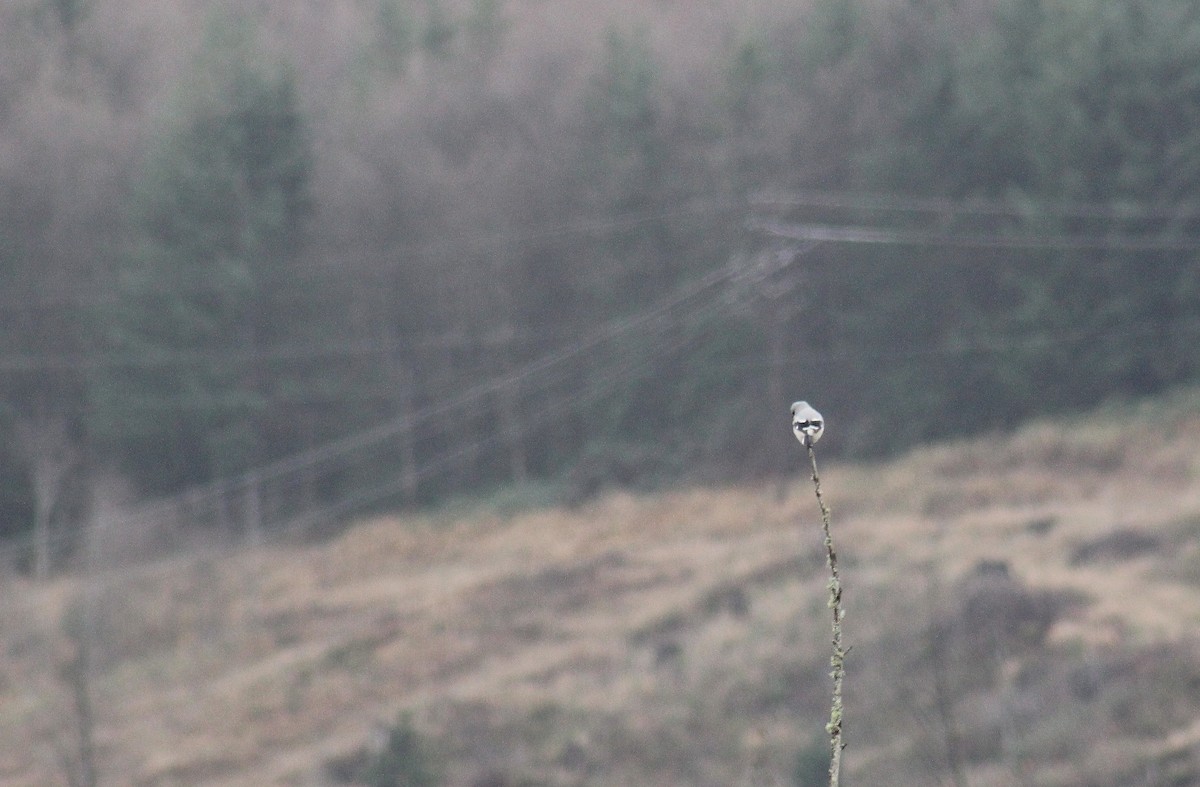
left=806, top=443, right=845, bottom=787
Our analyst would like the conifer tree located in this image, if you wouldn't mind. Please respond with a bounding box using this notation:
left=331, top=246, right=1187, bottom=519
left=96, top=18, right=314, bottom=492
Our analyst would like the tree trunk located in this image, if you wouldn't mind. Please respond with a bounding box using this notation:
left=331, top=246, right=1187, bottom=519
left=384, top=325, right=421, bottom=504
left=494, top=325, right=529, bottom=485
left=14, top=414, right=77, bottom=581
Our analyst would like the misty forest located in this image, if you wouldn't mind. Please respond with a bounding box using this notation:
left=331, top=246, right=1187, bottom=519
left=5, top=0, right=1200, bottom=785
left=3, top=0, right=1197, bottom=565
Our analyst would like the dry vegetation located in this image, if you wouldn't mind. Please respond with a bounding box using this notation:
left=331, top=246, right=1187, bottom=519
left=3, top=390, right=1200, bottom=785
left=5, top=4, right=1200, bottom=783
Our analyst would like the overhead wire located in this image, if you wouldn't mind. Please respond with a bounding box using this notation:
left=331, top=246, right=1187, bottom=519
left=752, top=188, right=1200, bottom=222
left=39, top=255, right=745, bottom=549
left=0, top=330, right=554, bottom=372
left=4, top=185, right=1195, bottom=371
left=2, top=296, right=1184, bottom=575
left=0, top=197, right=742, bottom=315
left=0, top=273, right=737, bottom=576
left=701, top=312, right=1200, bottom=373
left=285, top=296, right=728, bottom=531
left=748, top=218, right=1200, bottom=252
left=6, top=186, right=1199, bottom=572
left=7, top=184, right=1196, bottom=317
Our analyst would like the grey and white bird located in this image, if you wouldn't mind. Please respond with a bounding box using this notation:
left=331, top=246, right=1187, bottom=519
left=791, top=401, right=824, bottom=447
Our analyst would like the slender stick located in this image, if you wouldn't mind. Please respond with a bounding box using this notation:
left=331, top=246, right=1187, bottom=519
left=806, top=442, right=845, bottom=787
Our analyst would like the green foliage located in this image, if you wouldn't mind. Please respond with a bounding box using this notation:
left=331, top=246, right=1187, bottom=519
left=6, top=0, right=1200, bottom=516
left=95, top=17, right=316, bottom=491
left=861, top=0, right=1200, bottom=205
left=592, top=27, right=664, bottom=187
left=929, top=0, right=1200, bottom=406
left=361, top=714, right=441, bottom=787
left=783, top=0, right=1200, bottom=452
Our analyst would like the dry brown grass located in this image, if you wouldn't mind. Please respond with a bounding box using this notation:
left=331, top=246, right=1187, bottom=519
left=4, top=391, right=1200, bottom=784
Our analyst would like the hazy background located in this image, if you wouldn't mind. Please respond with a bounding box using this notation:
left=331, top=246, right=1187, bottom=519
left=3, top=0, right=1199, bottom=566
left=4, top=1, right=1200, bottom=784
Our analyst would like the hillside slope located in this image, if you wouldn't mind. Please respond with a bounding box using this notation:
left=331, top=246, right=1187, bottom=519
left=4, top=390, right=1200, bottom=785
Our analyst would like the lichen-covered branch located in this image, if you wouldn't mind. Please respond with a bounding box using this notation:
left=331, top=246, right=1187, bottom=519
left=807, top=443, right=845, bottom=787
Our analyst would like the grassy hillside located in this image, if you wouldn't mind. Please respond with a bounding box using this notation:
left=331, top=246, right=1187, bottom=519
left=4, top=389, right=1200, bottom=785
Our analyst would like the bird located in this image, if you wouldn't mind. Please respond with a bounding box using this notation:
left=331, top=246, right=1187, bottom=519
left=791, top=401, right=824, bottom=447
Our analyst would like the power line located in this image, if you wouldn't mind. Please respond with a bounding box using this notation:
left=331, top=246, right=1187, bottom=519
left=753, top=188, right=1200, bottom=223
left=5, top=185, right=1192, bottom=318
left=4, top=256, right=1195, bottom=572
left=0, top=328, right=555, bottom=372
left=702, top=311, right=1200, bottom=373
left=749, top=218, right=1200, bottom=252
left=0, top=198, right=743, bottom=314
left=75, top=259, right=745, bottom=533
left=0, top=276, right=738, bottom=571
left=7, top=182, right=1200, bottom=569
left=284, top=300, right=725, bottom=531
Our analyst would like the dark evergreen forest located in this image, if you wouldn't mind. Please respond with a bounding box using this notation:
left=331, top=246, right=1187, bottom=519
left=3, top=0, right=1199, bottom=572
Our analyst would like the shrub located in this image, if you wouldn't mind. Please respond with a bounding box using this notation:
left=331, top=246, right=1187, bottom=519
left=360, top=714, right=441, bottom=787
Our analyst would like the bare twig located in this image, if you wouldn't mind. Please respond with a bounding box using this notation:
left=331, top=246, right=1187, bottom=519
left=806, top=442, right=845, bottom=787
